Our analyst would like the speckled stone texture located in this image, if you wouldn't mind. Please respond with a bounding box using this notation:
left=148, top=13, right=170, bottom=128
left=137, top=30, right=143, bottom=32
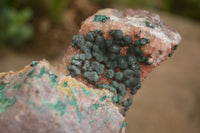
left=0, top=61, right=124, bottom=133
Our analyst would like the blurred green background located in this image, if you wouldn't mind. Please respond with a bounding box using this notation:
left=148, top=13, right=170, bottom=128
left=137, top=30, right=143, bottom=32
left=0, top=0, right=200, bottom=133
left=0, top=0, right=199, bottom=46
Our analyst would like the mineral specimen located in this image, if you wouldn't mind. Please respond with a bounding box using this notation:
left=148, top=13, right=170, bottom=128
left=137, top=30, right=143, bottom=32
left=64, top=8, right=181, bottom=115
left=0, top=8, right=181, bottom=133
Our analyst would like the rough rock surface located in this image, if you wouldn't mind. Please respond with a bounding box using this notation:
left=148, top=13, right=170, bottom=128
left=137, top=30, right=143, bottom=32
left=0, top=8, right=181, bottom=133
left=65, top=8, right=181, bottom=81
left=0, top=61, right=124, bottom=133
left=63, top=8, right=181, bottom=115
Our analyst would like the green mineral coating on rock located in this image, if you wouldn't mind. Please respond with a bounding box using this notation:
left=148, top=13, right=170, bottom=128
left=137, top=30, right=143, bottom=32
left=39, top=67, right=59, bottom=87
left=137, top=56, right=146, bottom=63
left=135, top=34, right=140, bottom=37
left=27, top=99, right=44, bottom=113
left=95, top=35, right=105, bottom=46
left=66, top=96, right=75, bottom=106
left=122, top=101, right=128, bottom=107
left=89, top=103, right=101, bottom=111
left=70, top=30, right=145, bottom=103
left=95, top=52, right=104, bottom=62
left=53, top=100, right=67, bottom=116
left=43, top=99, right=67, bottom=116
left=71, top=43, right=75, bottom=47
left=14, top=84, right=22, bottom=90
left=120, top=121, right=127, bottom=130
left=39, top=67, right=48, bottom=76
left=0, top=83, right=5, bottom=91
left=108, top=44, right=121, bottom=54
left=109, top=30, right=123, bottom=40
left=100, top=95, right=109, bottom=102
left=168, top=51, right=174, bottom=57
left=134, top=47, right=144, bottom=56
left=108, top=86, right=118, bottom=104
left=117, top=95, right=123, bottom=103
left=133, top=40, right=140, bottom=47
left=89, top=119, right=95, bottom=124
left=123, top=35, right=133, bottom=45
left=139, top=38, right=149, bottom=46
left=68, top=65, right=81, bottom=76
left=111, top=81, right=119, bottom=88
left=91, top=61, right=103, bottom=75
left=30, top=61, right=40, bottom=67
left=173, top=45, right=178, bottom=50
left=159, top=22, right=163, bottom=27
left=112, top=94, right=118, bottom=104
left=128, top=98, right=133, bottom=105
left=74, top=54, right=80, bottom=60
left=97, top=83, right=118, bottom=104
left=0, top=92, right=18, bottom=113
left=93, top=15, right=110, bottom=23
left=23, top=69, right=35, bottom=83
left=118, top=83, right=126, bottom=96
left=72, top=59, right=82, bottom=66
left=79, top=54, right=86, bottom=61
left=49, top=74, right=58, bottom=87
left=83, top=71, right=99, bottom=83
left=124, top=106, right=130, bottom=112
left=145, top=21, right=155, bottom=29
left=68, top=87, right=83, bottom=123
left=19, top=72, right=24, bottom=78
left=115, top=72, right=123, bottom=81
left=97, top=28, right=102, bottom=32
left=62, top=81, right=68, bottom=87
left=28, top=98, right=68, bottom=116
left=71, top=57, right=75, bottom=62
left=82, top=87, right=92, bottom=97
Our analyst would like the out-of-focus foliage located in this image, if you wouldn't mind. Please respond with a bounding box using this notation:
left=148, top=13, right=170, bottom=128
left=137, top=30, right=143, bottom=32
left=0, top=0, right=69, bottom=46
left=90, top=0, right=109, bottom=5
left=0, top=0, right=199, bottom=47
left=90, top=0, right=200, bottom=20
left=29, top=0, right=69, bottom=24
left=170, top=0, right=200, bottom=20
left=0, top=0, right=34, bottom=46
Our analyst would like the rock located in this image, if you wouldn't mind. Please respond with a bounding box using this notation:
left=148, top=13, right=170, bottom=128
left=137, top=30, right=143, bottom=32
left=0, top=8, right=182, bottom=133
left=79, top=8, right=182, bottom=81
left=0, top=61, right=124, bottom=133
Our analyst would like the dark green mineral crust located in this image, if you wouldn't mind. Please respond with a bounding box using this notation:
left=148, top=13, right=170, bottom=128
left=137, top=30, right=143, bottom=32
left=30, top=61, right=40, bottom=67
left=93, top=15, right=110, bottom=23
left=169, top=45, right=179, bottom=57
left=136, top=34, right=140, bottom=38
left=83, top=71, right=99, bottom=83
left=159, top=22, right=163, bottom=27
left=118, top=83, right=126, bottom=96
left=120, top=121, right=127, bottom=130
left=106, top=69, right=115, bottom=79
left=69, top=29, right=153, bottom=110
left=145, top=21, right=155, bottom=29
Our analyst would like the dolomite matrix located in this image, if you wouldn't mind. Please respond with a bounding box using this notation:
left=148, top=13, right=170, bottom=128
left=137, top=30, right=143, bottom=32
left=0, top=8, right=181, bottom=133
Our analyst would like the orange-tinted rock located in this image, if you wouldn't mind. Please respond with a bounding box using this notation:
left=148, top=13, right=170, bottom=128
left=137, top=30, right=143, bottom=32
left=62, top=8, right=181, bottom=115
left=79, top=8, right=181, bottom=81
